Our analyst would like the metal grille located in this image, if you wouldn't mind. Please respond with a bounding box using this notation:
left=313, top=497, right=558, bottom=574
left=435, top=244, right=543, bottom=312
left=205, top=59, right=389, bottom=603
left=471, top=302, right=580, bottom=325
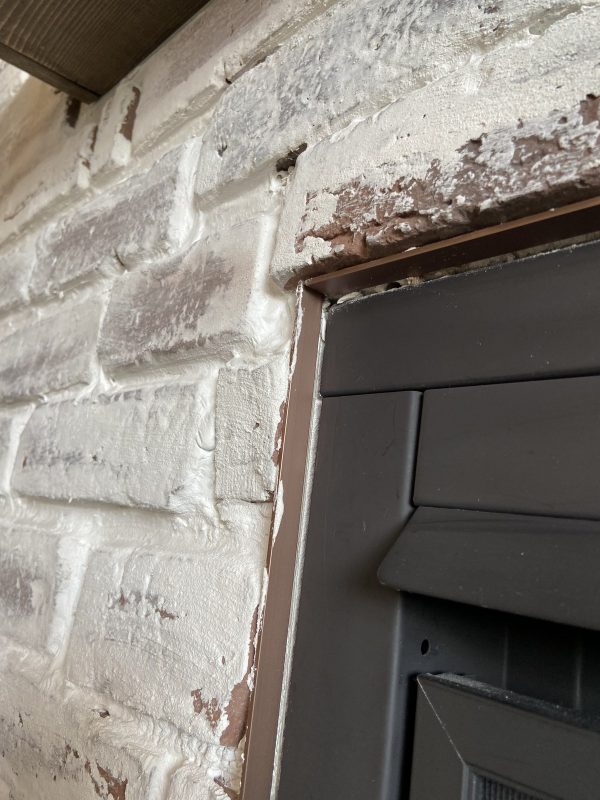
left=477, top=777, right=540, bottom=800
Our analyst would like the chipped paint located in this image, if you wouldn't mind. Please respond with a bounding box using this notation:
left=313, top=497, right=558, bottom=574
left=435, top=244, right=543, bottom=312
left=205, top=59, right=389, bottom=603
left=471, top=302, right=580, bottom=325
left=220, top=607, right=259, bottom=746
left=288, top=95, right=600, bottom=280
left=119, top=87, right=141, bottom=142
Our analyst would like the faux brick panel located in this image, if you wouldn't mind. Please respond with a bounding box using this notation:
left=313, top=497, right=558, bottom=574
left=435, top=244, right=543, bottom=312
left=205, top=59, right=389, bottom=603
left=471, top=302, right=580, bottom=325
left=215, top=357, right=289, bottom=502
left=67, top=502, right=269, bottom=744
left=0, top=674, right=162, bottom=800
left=32, top=140, right=200, bottom=296
left=0, top=299, right=101, bottom=402
left=13, top=381, right=216, bottom=511
left=271, top=6, right=600, bottom=282
left=98, top=198, right=292, bottom=370
left=195, top=0, right=585, bottom=197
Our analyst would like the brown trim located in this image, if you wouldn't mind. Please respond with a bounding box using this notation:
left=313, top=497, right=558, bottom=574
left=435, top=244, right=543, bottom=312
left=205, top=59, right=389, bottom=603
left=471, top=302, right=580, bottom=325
left=241, top=195, right=600, bottom=799
left=306, top=196, right=600, bottom=299
left=241, top=285, right=323, bottom=800
left=0, top=43, right=99, bottom=102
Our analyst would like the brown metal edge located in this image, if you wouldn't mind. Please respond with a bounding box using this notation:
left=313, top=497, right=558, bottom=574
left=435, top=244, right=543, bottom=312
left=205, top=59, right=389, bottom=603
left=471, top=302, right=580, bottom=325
left=240, top=284, right=323, bottom=800
left=305, top=195, right=600, bottom=299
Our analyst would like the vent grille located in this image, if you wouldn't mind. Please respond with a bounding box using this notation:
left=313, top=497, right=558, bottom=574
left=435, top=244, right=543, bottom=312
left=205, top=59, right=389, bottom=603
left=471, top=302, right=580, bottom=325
left=476, top=777, right=540, bottom=800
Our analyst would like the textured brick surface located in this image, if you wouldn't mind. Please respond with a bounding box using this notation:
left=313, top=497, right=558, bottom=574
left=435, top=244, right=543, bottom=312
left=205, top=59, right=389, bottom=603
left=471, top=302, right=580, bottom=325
left=166, top=756, right=241, bottom=800
left=271, top=3, right=600, bottom=282
left=13, top=381, right=216, bottom=511
left=0, top=410, right=30, bottom=493
left=132, top=0, right=336, bottom=152
left=89, top=81, right=142, bottom=175
left=0, top=235, right=35, bottom=313
left=0, top=674, right=163, bottom=800
left=0, top=525, right=58, bottom=650
left=66, top=501, right=269, bottom=743
left=215, top=357, right=289, bottom=502
left=196, top=0, right=588, bottom=197
left=0, top=0, right=598, bottom=796
left=0, top=81, right=100, bottom=242
left=0, top=299, right=101, bottom=402
left=98, top=193, right=292, bottom=370
left=32, top=140, right=200, bottom=296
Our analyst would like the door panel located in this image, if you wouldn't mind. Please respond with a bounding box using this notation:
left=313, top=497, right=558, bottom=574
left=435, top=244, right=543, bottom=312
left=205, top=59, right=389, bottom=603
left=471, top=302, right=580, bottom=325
left=278, top=392, right=421, bottom=800
left=280, top=238, right=600, bottom=800
left=378, top=507, right=600, bottom=631
left=414, top=376, right=600, bottom=518
left=321, top=241, right=600, bottom=396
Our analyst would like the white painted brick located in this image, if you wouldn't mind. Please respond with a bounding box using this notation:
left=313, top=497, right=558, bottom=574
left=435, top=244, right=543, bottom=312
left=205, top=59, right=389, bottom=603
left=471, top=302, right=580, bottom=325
left=132, top=0, right=336, bottom=152
left=0, top=409, right=30, bottom=494
left=0, top=82, right=100, bottom=242
left=0, top=673, right=163, bottom=800
left=32, top=140, right=200, bottom=296
left=88, top=81, right=141, bottom=176
left=196, top=0, right=590, bottom=197
left=98, top=188, right=293, bottom=370
left=166, top=753, right=241, bottom=800
left=66, top=501, right=269, bottom=744
left=0, top=235, right=35, bottom=313
left=215, top=357, right=288, bottom=502
left=272, top=3, right=600, bottom=283
left=0, top=299, right=101, bottom=403
left=13, top=380, right=216, bottom=512
left=0, top=525, right=58, bottom=651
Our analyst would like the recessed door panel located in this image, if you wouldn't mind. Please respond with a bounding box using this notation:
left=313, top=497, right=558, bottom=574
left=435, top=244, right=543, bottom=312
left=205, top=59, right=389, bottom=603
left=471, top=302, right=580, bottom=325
left=321, top=240, right=600, bottom=396
left=414, top=376, right=600, bottom=519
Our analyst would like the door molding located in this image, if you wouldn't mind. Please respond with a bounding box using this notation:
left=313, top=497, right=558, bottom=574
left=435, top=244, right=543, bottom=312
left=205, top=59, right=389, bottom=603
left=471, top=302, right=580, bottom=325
left=240, top=195, right=600, bottom=800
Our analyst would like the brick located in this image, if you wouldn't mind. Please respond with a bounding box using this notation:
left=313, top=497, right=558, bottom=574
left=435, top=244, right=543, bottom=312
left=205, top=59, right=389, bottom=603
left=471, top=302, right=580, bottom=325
left=32, top=140, right=200, bottom=297
left=195, top=0, right=586, bottom=197
left=88, top=81, right=142, bottom=176
left=0, top=299, right=101, bottom=403
left=272, top=4, right=600, bottom=283
left=0, top=409, right=30, bottom=493
left=66, top=501, right=270, bottom=743
left=13, top=380, right=216, bottom=511
left=98, top=189, right=293, bottom=370
left=0, top=523, right=86, bottom=656
left=0, top=525, right=57, bottom=650
left=0, top=81, right=100, bottom=242
left=0, top=235, right=35, bottom=313
left=132, top=0, right=336, bottom=152
left=215, top=357, right=288, bottom=502
left=166, top=754, right=241, bottom=800
left=0, top=673, right=162, bottom=800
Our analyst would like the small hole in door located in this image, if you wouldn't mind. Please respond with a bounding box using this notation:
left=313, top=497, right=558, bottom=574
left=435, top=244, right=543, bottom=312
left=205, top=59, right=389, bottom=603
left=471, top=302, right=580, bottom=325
left=420, top=639, right=430, bottom=655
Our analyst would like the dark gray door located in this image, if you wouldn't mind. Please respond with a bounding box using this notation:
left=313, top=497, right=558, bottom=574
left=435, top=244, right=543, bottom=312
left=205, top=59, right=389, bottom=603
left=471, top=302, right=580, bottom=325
left=279, top=239, right=600, bottom=800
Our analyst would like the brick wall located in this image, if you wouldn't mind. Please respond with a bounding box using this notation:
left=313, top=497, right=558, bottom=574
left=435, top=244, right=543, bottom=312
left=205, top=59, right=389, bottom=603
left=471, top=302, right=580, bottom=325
left=0, top=1, right=598, bottom=798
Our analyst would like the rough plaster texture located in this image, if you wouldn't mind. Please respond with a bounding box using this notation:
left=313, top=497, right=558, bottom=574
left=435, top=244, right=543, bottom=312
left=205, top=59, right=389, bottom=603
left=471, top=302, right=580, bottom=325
left=0, top=299, right=102, bottom=402
left=13, top=382, right=217, bottom=512
left=0, top=0, right=598, bottom=797
left=215, top=358, right=289, bottom=502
